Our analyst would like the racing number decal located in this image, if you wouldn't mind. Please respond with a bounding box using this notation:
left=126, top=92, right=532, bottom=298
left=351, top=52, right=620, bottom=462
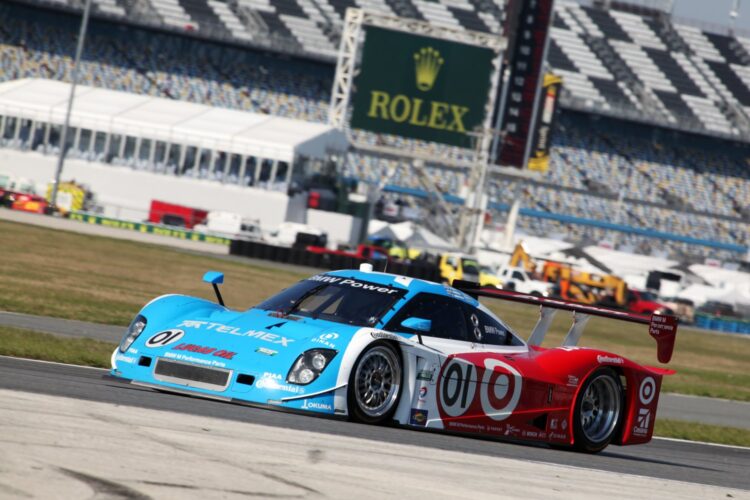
left=438, top=357, right=523, bottom=421
left=145, top=329, right=184, bottom=347
left=440, top=360, right=477, bottom=417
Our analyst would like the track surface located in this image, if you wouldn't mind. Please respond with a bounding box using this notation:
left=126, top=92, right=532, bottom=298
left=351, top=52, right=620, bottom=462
left=3, top=310, right=749, bottom=429
left=1, top=356, right=748, bottom=492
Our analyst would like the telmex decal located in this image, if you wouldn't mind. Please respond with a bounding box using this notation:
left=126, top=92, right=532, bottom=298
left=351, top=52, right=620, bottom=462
left=309, top=275, right=400, bottom=294
left=177, top=321, right=293, bottom=346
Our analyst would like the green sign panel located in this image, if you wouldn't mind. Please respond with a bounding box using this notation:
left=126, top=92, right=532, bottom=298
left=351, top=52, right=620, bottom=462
left=350, top=27, right=495, bottom=148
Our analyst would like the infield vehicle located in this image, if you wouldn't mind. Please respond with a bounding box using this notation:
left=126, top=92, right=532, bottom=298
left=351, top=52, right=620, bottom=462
left=110, top=266, right=677, bottom=453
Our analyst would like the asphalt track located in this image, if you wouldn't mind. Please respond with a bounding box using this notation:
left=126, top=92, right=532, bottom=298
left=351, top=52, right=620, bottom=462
left=1, top=356, right=748, bottom=493
left=3, top=310, right=749, bottom=430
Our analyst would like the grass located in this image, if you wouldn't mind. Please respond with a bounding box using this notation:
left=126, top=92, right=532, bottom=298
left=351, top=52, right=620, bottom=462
left=655, top=419, right=750, bottom=448
left=0, top=219, right=307, bottom=325
left=1, top=219, right=750, bottom=402
left=0, top=326, right=116, bottom=368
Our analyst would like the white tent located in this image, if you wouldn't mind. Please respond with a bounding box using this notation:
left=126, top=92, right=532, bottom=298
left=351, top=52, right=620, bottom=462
left=369, top=221, right=456, bottom=251
left=0, top=78, right=347, bottom=162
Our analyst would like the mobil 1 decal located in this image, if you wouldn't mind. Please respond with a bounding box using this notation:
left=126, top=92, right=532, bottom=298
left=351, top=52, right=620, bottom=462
left=437, top=356, right=523, bottom=422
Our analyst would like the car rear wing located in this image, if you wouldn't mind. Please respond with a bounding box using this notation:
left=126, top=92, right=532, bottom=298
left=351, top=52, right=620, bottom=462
left=453, top=281, right=678, bottom=364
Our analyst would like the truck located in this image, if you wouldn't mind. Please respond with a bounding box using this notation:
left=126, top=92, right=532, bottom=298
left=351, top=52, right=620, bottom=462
left=439, top=253, right=500, bottom=287
left=148, top=200, right=208, bottom=229
left=497, top=265, right=554, bottom=296
left=193, top=211, right=263, bottom=241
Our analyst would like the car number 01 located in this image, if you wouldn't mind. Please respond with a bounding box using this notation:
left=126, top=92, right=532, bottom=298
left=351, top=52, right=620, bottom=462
left=440, top=360, right=476, bottom=417
left=439, top=358, right=523, bottom=421
left=145, top=329, right=184, bottom=347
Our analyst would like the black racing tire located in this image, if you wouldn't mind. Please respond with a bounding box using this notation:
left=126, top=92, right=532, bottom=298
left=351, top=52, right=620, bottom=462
left=347, top=341, right=403, bottom=425
left=572, top=367, right=623, bottom=453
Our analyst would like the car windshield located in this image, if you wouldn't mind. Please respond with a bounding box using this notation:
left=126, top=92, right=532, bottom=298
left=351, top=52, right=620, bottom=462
left=638, top=291, right=658, bottom=301
left=255, top=276, right=406, bottom=327
left=462, top=258, right=480, bottom=275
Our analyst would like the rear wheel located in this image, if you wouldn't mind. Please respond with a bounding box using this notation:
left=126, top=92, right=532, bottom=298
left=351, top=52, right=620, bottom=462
left=347, top=342, right=402, bottom=424
left=573, top=367, right=623, bottom=453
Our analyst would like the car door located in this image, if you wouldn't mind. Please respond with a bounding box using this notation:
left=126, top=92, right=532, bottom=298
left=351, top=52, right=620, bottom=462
left=384, top=292, right=475, bottom=355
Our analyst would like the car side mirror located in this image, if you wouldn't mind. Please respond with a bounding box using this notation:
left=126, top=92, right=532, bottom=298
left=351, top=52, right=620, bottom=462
left=202, top=271, right=225, bottom=306
left=401, top=317, right=431, bottom=332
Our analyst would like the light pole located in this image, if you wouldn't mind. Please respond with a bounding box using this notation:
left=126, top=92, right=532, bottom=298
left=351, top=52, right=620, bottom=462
left=49, top=0, right=92, bottom=213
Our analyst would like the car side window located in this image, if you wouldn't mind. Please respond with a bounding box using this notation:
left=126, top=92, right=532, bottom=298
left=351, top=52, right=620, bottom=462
left=386, top=293, right=469, bottom=342
left=464, top=305, right=523, bottom=346
left=512, top=271, right=524, bottom=280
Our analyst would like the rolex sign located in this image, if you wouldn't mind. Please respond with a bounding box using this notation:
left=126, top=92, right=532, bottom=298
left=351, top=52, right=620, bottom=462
left=350, top=27, right=495, bottom=148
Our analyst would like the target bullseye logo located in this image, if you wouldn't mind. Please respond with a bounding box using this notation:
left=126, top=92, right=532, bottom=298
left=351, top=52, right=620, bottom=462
left=639, top=376, right=656, bottom=405
left=438, top=357, right=523, bottom=421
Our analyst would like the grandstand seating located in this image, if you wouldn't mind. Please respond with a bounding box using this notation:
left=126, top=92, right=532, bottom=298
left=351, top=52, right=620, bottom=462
left=0, top=0, right=748, bottom=262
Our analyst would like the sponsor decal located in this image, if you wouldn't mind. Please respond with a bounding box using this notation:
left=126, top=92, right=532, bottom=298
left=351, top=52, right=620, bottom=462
left=597, top=355, right=624, bottom=365
left=561, top=419, right=568, bottom=431
left=127, top=347, right=139, bottom=355
left=301, top=400, right=333, bottom=411
left=550, top=418, right=558, bottom=430
left=163, top=351, right=226, bottom=368
left=177, top=321, right=292, bottom=346
left=417, top=369, right=434, bottom=382
left=145, top=329, right=184, bottom=348
left=308, top=275, right=400, bottom=294
left=469, top=313, right=482, bottom=342
left=639, top=377, right=656, bottom=405
left=256, top=372, right=303, bottom=393
left=444, top=286, right=474, bottom=303
left=418, top=386, right=428, bottom=403
left=409, top=408, right=429, bottom=426
left=311, top=332, right=339, bottom=349
left=115, top=353, right=136, bottom=364
left=550, top=433, right=567, bottom=440
left=371, top=331, right=402, bottom=342
left=172, top=343, right=236, bottom=360
left=255, top=347, right=277, bottom=356
left=567, top=375, right=579, bottom=387
left=437, top=357, right=523, bottom=422
left=504, top=424, right=519, bottom=437
left=633, top=408, right=651, bottom=436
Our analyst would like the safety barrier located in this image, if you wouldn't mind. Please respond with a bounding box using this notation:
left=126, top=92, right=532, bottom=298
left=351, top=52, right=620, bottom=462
left=694, top=314, right=750, bottom=334
left=229, top=240, right=442, bottom=282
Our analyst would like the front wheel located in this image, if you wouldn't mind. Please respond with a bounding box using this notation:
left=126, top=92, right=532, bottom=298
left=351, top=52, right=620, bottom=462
left=347, top=341, right=402, bottom=424
left=573, top=367, right=623, bottom=453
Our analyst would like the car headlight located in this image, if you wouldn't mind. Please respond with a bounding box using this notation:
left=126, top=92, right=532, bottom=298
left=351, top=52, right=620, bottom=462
left=286, top=349, right=337, bottom=385
left=119, top=314, right=147, bottom=353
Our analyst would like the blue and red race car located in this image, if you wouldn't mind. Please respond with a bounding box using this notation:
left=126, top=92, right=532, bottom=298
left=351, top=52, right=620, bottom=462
left=110, top=265, right=677, bottom=453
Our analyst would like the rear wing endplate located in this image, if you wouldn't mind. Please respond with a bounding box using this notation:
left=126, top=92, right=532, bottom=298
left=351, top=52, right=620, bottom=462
left=453, top=281, right=678, bottom=364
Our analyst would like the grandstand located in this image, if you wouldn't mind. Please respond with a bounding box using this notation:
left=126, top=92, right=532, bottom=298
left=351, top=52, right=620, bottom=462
left=0, top=0, right=748, bottom=262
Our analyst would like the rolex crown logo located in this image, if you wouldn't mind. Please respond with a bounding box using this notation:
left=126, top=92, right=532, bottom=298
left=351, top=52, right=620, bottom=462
left=414, top=47, right=444, bottom=91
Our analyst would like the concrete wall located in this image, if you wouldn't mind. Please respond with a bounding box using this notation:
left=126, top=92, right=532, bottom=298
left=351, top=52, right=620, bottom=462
left=307, top=208, right=362, bottom=246
left=0, top=149, right=290, bottom=228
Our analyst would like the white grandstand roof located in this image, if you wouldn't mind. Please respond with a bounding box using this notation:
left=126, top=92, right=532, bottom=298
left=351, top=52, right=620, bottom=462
left=0, top=79, right=347, bottom=162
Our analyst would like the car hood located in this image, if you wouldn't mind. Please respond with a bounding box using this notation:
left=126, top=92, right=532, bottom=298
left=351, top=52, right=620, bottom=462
left=137, top=306, right=359, bottom=372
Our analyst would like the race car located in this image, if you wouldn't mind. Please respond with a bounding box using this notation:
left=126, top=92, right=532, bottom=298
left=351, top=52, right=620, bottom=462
left=110, top=265, right=678, bottom=453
